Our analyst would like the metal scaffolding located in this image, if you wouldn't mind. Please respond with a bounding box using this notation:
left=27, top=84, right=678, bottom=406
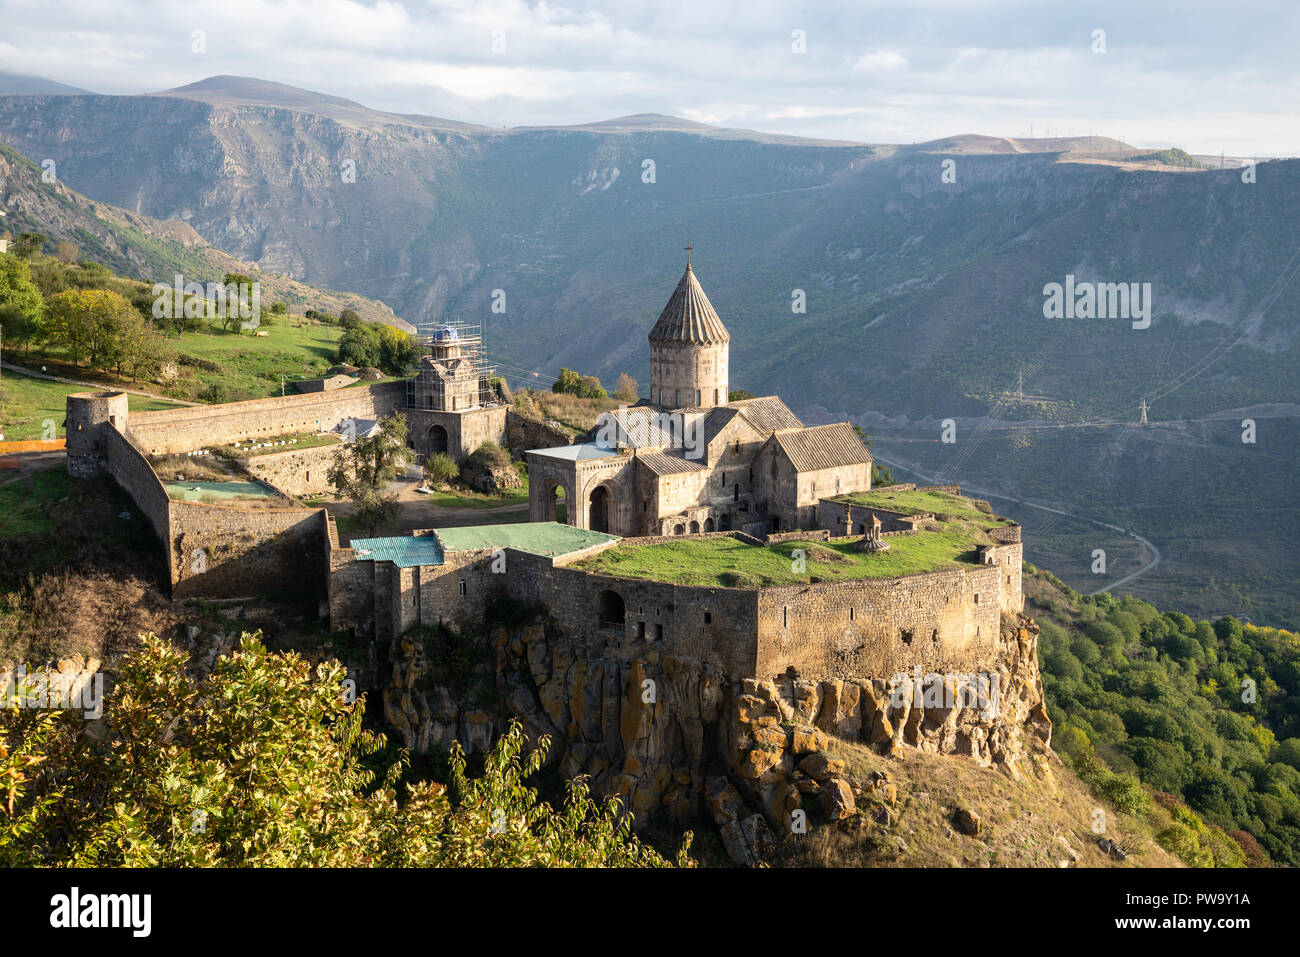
left=406, top=321, right=499, bottom=411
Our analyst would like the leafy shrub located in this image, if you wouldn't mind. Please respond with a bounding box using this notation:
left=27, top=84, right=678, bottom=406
left=0, top=633, right=692, bottom=867
left=423, top=453, right=459, bottom=485
left=198, top=381, right=230, bottom=404
left=552, top=367, right=606, bottom=399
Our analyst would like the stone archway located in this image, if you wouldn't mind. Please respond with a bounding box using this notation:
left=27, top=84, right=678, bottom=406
left=427, top=424, right=448, bottom=455
left=689, top=520, right=700, bottom=534
left=589, top=485, right=611, bottom=533
left=704, top=517, right=715, bottom=532
left=551, top=483, right=568, bottom=524
left=673, top=523, right=686, bottom=535
left=596, top=589, right=625, bottom=631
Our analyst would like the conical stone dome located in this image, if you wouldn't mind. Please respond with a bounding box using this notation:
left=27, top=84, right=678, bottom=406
left=648, top=266, right=730, bottom=344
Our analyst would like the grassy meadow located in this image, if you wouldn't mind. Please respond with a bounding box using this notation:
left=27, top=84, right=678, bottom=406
left=0, top=371, right=178, bottom=441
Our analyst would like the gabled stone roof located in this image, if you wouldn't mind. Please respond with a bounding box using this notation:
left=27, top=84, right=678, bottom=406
left=637, top=450, right=709, bottom=476
left=726, top=395, right=804, bottom=433
left=768, top=423, right=873, bottom=472
left=648, top=266, right=730, bottom=344
left=597, top=406, right=701, bottom=449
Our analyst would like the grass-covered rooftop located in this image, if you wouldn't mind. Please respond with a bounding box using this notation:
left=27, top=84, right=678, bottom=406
left=573, top=490, right=1015, bottom=589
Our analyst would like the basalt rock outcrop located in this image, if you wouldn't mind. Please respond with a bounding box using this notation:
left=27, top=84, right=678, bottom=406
left=382, top=612, right=1053, bottom=865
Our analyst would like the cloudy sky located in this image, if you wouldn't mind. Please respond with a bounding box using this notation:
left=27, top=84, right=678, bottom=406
left=1, top=0, right=1297, bottom=154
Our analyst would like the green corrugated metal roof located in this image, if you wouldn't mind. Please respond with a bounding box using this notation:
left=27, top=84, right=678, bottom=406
left=435, top=522, right=618, bottom=557
left=350, top=535, right=444, bottom=567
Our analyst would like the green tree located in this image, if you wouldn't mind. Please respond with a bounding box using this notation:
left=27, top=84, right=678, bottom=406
left=552, top=367, right=606, bottom=399
left=328, top=412, right=409, bottom=535
left=0, top=304, right=39, bottom=353
left=0, top=254, right=45, bottom=338
left=44, top=288, right=141, bottom=369
left=0, top=633, right=689, bottom=867
left=337, top=322, right=418, bottom=376
left=11, top=232, right=46, bottom=259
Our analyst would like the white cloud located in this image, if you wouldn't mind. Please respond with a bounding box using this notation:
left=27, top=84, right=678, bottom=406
left=0, top=0, right=1297, bottom=153
left=852, top=49, right=907, bottom=71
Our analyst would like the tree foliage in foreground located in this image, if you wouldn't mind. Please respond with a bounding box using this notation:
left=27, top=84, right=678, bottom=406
left=0, top=633, right=690, bottom=867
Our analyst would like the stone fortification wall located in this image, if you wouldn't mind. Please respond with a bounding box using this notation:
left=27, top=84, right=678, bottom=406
left=753, top=563, right=1009, bottom=680
left=765, top=529, right=830, bottom=545
left=126, top=382, right=406, bottom=455
left=514, top=556, right=760, bottom=676
left=816, top=500, right=934, bottom=535
left=103, top=427, right=171, bottom=544
left=66, top=391, right=129, bottom=478
left=381, top=611, right=1053, bottom=866
left=169, top=501, right=328, bottom=600
left=977, top=541, right=1024, bottom=615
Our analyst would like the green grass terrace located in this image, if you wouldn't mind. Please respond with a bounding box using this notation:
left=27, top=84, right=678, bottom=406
left=573, top=490, right=1017, bottom=589
left=827, top=488, right=1017, bottom=526
left=214, top=431, right=342, bottom=457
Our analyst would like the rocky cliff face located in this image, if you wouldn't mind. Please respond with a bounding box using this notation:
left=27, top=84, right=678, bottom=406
left=383, top=611, right=1053, bottom=865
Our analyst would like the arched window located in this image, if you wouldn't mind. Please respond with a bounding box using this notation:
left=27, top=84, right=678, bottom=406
left=596, top=590, right=625, bottom=631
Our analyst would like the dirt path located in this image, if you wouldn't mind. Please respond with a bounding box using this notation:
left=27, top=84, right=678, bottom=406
left=323, top=477, right=529, bottom=542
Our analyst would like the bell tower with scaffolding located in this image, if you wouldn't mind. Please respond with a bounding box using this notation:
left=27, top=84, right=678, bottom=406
left=407, top=323, right=497, bottom=414
left=403, top=321, right=508, bottom=462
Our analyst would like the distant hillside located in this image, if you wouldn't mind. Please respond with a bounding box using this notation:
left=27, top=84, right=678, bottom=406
left=0, top=141, right=410, bottom=330
left=1028, top=566, right=1300, bottom=867
left=151, top=75, right=491, bottom=134
left=0, top=71, right=90, bottom=95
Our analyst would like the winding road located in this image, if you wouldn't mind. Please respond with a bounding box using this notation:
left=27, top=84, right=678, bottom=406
left=870, top=448, right=1163, bottom=595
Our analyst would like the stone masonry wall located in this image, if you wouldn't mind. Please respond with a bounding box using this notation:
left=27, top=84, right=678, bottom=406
left=505, top=409, right=573, bottom=456
left=241, top=443, right=342, bottom=498
left=169, top=501, right=328, bottom=600
left=328, top=544, right=375, bottom=635
left=521, top=558, right=761, bottom=676
left=103, top=427, right=171, bottom=545
left=753, top=563, right=1008, bottom=680
left=407, top=405, right=508, bottom=461
left=126, top=382, right=406, bottom=454
left=381, top=610, right=1053, bottom=864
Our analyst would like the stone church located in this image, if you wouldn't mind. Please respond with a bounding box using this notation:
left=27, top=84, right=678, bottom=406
left=404, top=325, right=508, bottom=461
left=527, top=258, right=874, bottom=537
